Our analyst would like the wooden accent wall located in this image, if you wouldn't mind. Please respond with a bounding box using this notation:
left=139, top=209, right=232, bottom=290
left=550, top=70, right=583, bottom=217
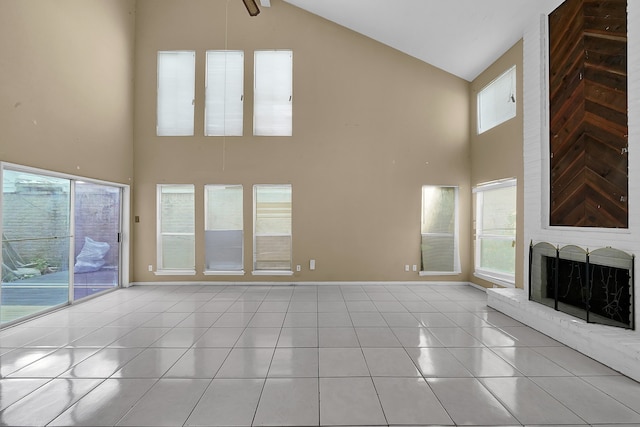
left=549, top=0, right=628, bottom=227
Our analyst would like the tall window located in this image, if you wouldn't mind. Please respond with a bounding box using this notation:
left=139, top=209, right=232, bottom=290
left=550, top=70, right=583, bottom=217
left=421, top=186, right=460, bottom=274
left=157, top=185, right=195, bottom=273
left=477, top=65, right=516, bottom=134
left=157, top=51, right=196, bottom=136
left=474, top=179, right=517, bottom=285
left=205, top=185, right=243, bottom=273
left=254, top=50, right=293, bottom=136
left=205, top=51, right=244, bottom=136
left=253, top=185, right=292, bottom=273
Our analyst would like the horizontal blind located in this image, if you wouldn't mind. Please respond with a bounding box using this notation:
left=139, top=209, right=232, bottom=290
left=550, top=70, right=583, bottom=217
left=421, top=186, right=459, bottom=273
left=205, top=185, right=243, bottom=271
left=158, top=184, right=195, bottom=270
left=157, top=51, right=195, bottom=136
left=205, top=51, right=244, bottom=136
left=254, top=185, right=292, bottom=271
left=254, top=50, right=293, bottom=136
left=476, top=181, right=516, bottom=276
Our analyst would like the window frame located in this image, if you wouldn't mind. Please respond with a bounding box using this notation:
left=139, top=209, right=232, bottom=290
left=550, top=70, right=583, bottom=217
left=204, top=184, right=245, bottom=275
left=477, top=65, right=516, bottom=134
left=252, top=184, right=293, bottom=276
left=473, top=178, right=517, bottom=286
left=419, top=185, right=460, bottom=275
left=156, top=184, right=196, bottom=275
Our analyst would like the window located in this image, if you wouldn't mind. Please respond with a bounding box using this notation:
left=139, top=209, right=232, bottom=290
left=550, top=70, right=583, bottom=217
left=253, top=184, right=292, bottom=274
left=420, top=186, right=460, bottom=274
left=474, top=179, right=517, bottom=285
left=205, top=51, right=244, bottom=136
left=157, top=184, right=195, bottom=274
left=477, top=65, right=516, bottom=134
left=157, top=51, right=196, bottom=136
left=205, top=185, right=244, bottom=273
left=254, top=50, right=293, bottom=136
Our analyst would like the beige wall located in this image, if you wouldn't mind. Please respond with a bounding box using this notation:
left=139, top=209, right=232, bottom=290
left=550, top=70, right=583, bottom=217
left=132, top=0, right=471, bottom=282
left=469, top=40, right=525, bottom=289
left=0, top=0, right=135, bottom=184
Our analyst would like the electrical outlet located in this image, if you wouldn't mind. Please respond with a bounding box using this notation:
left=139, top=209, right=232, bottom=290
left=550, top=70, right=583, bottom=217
left=148, top=264, right=153, bottom=272
left=412, top=265, right=417, bottom=272
left=404, top=265, right=410, bottom=272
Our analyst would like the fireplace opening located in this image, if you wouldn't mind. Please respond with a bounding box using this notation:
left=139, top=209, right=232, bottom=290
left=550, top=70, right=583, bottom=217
left=530, top=243, right=634, bottom=329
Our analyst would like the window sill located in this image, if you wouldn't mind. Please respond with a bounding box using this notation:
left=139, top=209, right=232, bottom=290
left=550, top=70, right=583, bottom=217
left=252, top=270, right=294, bottom=276
left=474, top=271, right=514, bottom=288
left=154, top=270, right=196, bottom=276
left=419, top=271, right=461, bottom=276
left=204, top=270, right=245, bottom=276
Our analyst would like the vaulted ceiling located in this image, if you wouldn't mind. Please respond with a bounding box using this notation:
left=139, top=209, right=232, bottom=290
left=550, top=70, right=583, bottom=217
left=282, top=0, right=564, bottom=81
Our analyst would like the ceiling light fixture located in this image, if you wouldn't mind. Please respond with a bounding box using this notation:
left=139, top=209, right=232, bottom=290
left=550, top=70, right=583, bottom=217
left=242, top=0, right=260, bottom=16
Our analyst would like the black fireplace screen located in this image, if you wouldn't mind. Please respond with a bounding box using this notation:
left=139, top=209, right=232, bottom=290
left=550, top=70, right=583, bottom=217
left=529, top=242, right=635, bottom=329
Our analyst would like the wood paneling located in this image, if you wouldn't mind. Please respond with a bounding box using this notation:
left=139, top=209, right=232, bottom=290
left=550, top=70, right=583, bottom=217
left=549, top=0, right=628, bottom=228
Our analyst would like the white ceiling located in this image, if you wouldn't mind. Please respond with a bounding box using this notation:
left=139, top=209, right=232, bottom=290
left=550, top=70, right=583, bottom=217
left=282, top=0, right=564, bottom=81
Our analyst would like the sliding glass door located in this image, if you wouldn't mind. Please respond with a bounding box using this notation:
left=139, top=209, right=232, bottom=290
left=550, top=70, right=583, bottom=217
left=1, top=169, right=72, bottom=324
left=73, top=182, right=121, bottom=300
left=1, top=165, right=124, bottom=326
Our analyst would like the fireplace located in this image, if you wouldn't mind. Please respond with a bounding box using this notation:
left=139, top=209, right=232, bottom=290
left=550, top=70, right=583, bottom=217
left=529, top=242, right=635, bottom=329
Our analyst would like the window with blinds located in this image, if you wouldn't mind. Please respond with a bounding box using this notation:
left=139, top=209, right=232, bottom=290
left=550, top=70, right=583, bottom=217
left=157, top=51, right=195, bottom=136
left=254, top=50, right=293, bottom=136
left=477, top=65, right=516, bottom=134
left=474, top=179, right=517, bottom=284
left=205, top=185, right=244, bottom=273
left=420, top=186, right=460, bottom=274
left=157, top=184, right=195, bottom=273
left=253, top=184, right=292, bottom=272
left=205, top=51, right=244, bottom=136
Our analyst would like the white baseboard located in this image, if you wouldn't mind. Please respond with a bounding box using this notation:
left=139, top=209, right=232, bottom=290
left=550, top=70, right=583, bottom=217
left=129, top=280, right=474, bottom=287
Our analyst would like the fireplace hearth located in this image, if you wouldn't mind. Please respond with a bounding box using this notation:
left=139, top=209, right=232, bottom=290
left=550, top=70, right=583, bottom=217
left=530, top=243, right=635, bottom=329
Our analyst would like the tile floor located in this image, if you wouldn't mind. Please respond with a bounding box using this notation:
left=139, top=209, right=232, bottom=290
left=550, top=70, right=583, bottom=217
left=1, top=284, right=640, bottom=426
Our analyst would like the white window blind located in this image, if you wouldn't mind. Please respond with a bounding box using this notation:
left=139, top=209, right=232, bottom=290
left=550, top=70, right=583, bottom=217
left=254, top=184, right=292, bottom=271
left=474, top=179, right=517, bottom=283
left=157, top=184, right=195, bottom=272
left=157, top=51, right=196, bottom=136
left=421, top=186, right=460, bottom=273
left=205, top=51, right=244, bottom=136
left=254, top=50, right=293, bottom=136
left=477, top=65, right=516, bottom=134
left=205, top=185, right=243, bottom=272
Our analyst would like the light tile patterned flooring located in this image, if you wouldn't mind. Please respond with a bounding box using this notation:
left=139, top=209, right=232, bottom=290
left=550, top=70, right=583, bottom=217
left=1, top=284, right=640, bottom=426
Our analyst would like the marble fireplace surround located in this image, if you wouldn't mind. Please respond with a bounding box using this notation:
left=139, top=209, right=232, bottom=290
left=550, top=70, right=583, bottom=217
left=487, top=287, right=640, bottom=382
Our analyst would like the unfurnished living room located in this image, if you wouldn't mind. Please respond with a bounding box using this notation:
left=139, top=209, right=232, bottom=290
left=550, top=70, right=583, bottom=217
left=1, top=0, right=639, bottom=426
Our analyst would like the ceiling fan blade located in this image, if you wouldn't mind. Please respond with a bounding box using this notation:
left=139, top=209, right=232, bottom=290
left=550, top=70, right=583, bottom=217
left=242, top=0, right=260, bottom=16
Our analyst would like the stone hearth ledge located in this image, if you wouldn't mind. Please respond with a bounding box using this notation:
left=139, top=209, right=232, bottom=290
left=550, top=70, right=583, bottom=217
left=487, top=287, right=640, bottom=382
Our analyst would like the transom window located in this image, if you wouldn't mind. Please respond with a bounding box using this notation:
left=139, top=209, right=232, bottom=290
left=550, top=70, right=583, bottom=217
left=205, top=51, right=244, bottom=136
left=477, top=65, right=516, bottom=134
left=254, top=50, right=293, bottom=136
left=157, top=51, right=196, bottom=136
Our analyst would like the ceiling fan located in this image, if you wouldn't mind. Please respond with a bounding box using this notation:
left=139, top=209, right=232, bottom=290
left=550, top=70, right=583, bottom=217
left=242, top=0, right=270, bottom=16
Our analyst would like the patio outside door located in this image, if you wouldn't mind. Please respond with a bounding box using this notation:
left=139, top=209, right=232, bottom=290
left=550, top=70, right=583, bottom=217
left=1, top=166, right=123, bottom=326
left=1, top=169, right=72, bottom=325
left=73, top=182, right=121, bottom=300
